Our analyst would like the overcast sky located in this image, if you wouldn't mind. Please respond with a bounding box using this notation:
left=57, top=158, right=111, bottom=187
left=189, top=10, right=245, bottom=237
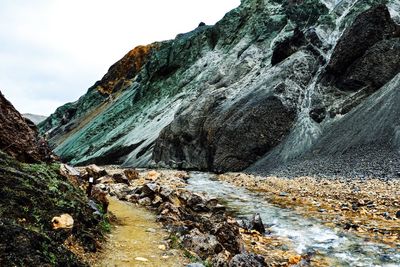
left=0, top=0, right=240, bottom=116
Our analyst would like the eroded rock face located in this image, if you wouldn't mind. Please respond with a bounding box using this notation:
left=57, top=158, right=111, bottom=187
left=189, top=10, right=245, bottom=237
left=0, top=91, right=49, bottom=162
left=326, top=4, right=397, bottom=78
left=40, top=1, right=400, bottom=177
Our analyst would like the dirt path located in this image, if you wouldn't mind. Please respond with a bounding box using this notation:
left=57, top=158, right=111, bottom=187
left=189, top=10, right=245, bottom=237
left=94, top=197, right=185, bottom=267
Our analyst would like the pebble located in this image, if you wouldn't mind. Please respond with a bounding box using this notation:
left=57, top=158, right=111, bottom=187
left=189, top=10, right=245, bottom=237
left=135, top=257, right=149, bottom=262
left=158, top=244, right=167, bottom=251
left=395, top=210, right=400, bottom=219
left=146, top=228, right=156, bottom=233
left=279, top=192, right=288, bottom=197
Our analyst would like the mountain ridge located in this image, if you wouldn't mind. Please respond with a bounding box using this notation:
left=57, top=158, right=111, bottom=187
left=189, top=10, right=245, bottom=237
left=40, top=0, right=400, bottom=179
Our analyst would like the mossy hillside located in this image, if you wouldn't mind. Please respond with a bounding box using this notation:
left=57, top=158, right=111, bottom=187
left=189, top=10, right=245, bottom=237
left=0, top=152, right=108, bottom=266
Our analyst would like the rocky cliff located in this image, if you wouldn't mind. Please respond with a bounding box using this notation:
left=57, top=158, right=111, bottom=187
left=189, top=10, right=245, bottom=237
left=0, top=91, right=49, bottom=162
left=40, top=0, right=400, bottom=178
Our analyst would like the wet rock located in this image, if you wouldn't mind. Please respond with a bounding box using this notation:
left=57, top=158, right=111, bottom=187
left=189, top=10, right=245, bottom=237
left=250, top=213, right=265, bottom=235
left=182, top=229, right=223, bottom=260
left=112, top=173, right=130, bottom=185
left=229, top=253, right=265, bottom=267
left=51, top=214, right=74, bottom=230
left=124, top=169, right=140, bottom=180
left=85, top=164, right=108, bottom=179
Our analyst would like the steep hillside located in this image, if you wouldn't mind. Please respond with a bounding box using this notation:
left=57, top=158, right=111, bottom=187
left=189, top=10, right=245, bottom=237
left=40, top=0, right=400, bottom=178
left=0, top=92, right=107, bottom=266
left=0, top=91, right=49, bottom=163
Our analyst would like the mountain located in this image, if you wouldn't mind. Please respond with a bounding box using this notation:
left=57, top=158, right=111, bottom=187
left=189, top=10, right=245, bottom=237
left=40, top=0, right=400, bottom=179
left=23, top=113, right=47, bottom=125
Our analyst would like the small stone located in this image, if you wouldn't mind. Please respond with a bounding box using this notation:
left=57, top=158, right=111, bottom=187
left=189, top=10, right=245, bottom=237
left=318, top=209, right=326, bottom=213
left=135, top=257, right=149, bottom=262
left=158, top=244, right=166, bottom=251
left=146, top=228, right=156, bottom=233
left=396, top=210, right=400, bottom=219
left=279, top=192, right=288, bottom=197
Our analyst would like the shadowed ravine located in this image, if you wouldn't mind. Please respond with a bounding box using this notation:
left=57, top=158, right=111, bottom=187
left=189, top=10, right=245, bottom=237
left=187, top=172, right=400, bottom=267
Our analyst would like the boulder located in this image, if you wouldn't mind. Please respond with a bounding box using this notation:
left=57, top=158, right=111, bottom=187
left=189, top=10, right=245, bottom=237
left=85, top=164, right=107, bottom=179
left=51, top=214, right=74, bottom=230
left=229, top=253, right=265, bottom=267
left=112, top=173, right=130, bottom=185
left=59, top=164, right=81, bottom=187
left=250, top=213, right=265, bottom=235
left=326, top=5, right=397, bottom=77
left=182, top=228, right=223, bottom=260
left=124, top=169, right=140, bottom=180
left=339, top=38, right=400, bottom=91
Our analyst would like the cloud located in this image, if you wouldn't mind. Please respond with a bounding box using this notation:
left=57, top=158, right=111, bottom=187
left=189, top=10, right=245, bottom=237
left=0, top=0, right=240, bottom=115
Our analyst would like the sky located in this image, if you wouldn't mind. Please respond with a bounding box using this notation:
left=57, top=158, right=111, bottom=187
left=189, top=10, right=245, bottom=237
left=0, top=0, right=240, bottom=116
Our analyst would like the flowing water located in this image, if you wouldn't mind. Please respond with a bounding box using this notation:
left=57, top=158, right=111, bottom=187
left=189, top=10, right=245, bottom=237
left=95, top=197, right=184, bottom=267
left=187, top=172, right=400, bottom=267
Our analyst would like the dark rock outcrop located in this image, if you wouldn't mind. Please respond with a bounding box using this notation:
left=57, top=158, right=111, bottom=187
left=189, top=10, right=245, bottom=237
left=326, top=4, right=397, bottom=78
left=0, top=91, right=49, bottom=163
left=271, top=28, right=306, bottom=66
left=229, top=253, right=265, bottom=267
left=154, top=95, right=296, bottom=173
left=340, top=38, right=400, bottom=91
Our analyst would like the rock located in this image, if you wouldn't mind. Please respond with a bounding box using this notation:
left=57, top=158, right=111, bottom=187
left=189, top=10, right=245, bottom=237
left=0, top=91, right=50, bottom=162
left=96, top=175, right=114, bottom=184
left=91, top=186, right=109, bottom=212
left=152, top=195, right=163, bottom=206
left=135, top=257, right=149, bottom=262
left=159, top=186, right=174, bottom=199
left=271, top=28, right=306, bottom=66
left=158, top=244, right=167, bottom=250
left=85, top=164, right=107, bottom=179
left=141, top=183, right=160, bottom=197
left=147, top=170, right=161, bottom=179
left=326, top=5, right=397, bottom=78
left=182, top=229, right=223, bottom=260
left=146, top=228, right=157, bottom=233
left=214, top=219, right=242, bottom=255
left=108, top=183, right=130, bottom=199
left=279, top=192, right=288, bottom=197
left=51, top=214, right=74, bottom=230
left=138, top=197, right=152, bottom=206
left=112, top=173, right=130, bottom=185
left=396, top=210, right=400, bottom=219
left=250, top=213, right=265, bottom=235
left=59, top=164, right=81, bottom=187
left=339, top=38, right=400, bottom=91
left=309, top=107, right=326, bottom=123
left=288, top=255, right=302, bottom=265
left=124, top=169, right=140, bottom=180
left=229, top=253, right=265, bottom=267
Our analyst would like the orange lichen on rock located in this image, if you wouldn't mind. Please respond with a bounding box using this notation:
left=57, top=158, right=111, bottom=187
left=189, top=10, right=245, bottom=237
left=96, top=43, right=158, bottom=95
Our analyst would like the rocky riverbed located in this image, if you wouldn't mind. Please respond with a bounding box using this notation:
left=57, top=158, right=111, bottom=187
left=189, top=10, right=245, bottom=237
left=218, top=172, right=400, bottom=248
left=64, top=164, right=400, bottom=266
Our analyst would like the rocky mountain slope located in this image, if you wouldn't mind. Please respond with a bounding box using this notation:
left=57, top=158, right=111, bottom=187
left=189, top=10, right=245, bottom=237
left=0, top=92, right=107, bottom=265
left=0, top=91, right=49, bottom=162
left=40, top=0, right=400, bottom=179
left=23, top=113, right=47, bottom=125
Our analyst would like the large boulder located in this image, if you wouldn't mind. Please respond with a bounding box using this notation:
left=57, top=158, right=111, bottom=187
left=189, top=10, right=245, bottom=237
left=326, top=5, right=397, bottom=78
left=339, top=38, right=400, bottom=91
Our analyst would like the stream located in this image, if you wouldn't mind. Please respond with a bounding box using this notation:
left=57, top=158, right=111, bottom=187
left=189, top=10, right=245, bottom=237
left=187, top=172, right=400, bottom=267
